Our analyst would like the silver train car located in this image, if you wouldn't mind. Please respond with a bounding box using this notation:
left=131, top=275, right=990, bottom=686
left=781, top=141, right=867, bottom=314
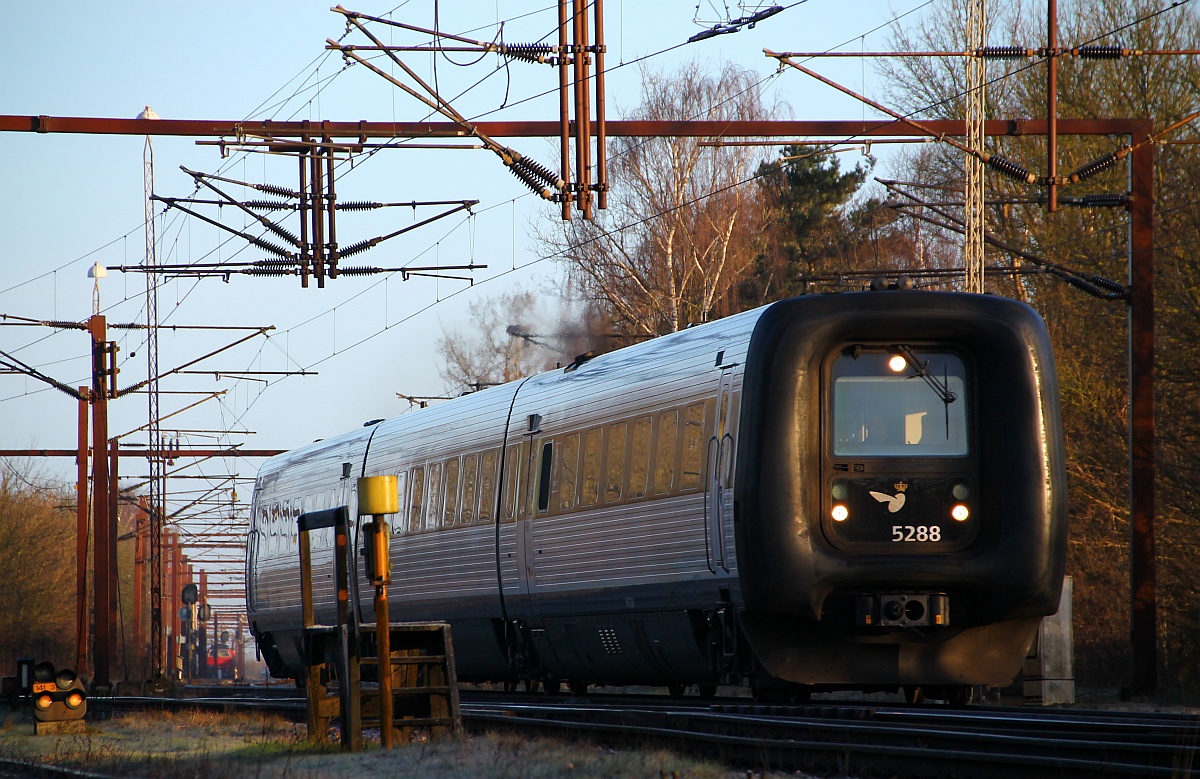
left=247, top=290, right=1067, bottom=699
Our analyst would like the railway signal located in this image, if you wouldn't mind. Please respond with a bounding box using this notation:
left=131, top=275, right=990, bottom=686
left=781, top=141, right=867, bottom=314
left=30, top=662, right=87, bottom=733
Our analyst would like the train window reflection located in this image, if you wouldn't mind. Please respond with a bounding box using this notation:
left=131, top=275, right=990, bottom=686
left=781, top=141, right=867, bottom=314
left=426, top=461, right=443, bottom=530
left=680, top=402, right=708, bottom=491
left=461, top=454, right=478, bottom=525
left=479, top=449, right=498, bottom=523
left=409, top=466, right=425, bottom=531
left=581, top=428, right=602, bottom=506
left=832, top=351, right=968, bottom=457
left=654, top=410, right=678, bottom=495
left=605, top=423, right=627, bottom=503
left=503, top=444, right=520, bottom=521
left=393, top=472, right=407, bottom=533
left=559, top=434, right=579, bottom=511
left=444, top=457, right=460, bottom=527
left=630, top=416, right=652, bottom=499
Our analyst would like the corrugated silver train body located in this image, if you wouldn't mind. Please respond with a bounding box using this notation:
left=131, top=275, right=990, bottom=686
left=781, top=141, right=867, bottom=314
left=248, top=292, right=1067, bottom=693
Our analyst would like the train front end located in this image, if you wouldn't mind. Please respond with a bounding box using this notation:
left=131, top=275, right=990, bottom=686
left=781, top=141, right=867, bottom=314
left=737, top=291, right=1066, bottom=689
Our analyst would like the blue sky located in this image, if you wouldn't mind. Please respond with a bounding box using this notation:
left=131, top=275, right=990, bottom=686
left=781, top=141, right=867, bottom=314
left=0, top=1, right=934, bottom=584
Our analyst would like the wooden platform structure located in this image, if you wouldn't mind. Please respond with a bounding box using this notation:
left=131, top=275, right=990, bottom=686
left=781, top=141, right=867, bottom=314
left=298, top=502, right=461, bottom=750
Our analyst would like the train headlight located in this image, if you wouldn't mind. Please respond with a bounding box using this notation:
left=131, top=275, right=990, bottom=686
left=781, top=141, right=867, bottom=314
left=951, top=504, right=970, bottom=522
left=831, top=504, right=849, bottom=522
left=952, top=481, right=970, bottom=500
left=888, top=354, right=907, bottom=372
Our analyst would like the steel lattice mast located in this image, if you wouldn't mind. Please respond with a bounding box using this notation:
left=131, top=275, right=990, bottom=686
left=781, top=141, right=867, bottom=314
left=964, top=0, right=986, bottom=293
left=143, top=132, right=165, bottom=679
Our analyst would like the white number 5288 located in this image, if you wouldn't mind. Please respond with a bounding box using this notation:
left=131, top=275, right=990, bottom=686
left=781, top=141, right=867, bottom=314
left=891, top=525, right=942, bottom=542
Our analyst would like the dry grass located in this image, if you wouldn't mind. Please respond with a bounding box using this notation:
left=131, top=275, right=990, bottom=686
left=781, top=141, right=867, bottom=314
left=0, top=704, right=828, bottom=778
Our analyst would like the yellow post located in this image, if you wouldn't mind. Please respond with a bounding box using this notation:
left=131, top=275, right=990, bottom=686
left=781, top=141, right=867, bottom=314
left=357, top=476, right=397, bottom=747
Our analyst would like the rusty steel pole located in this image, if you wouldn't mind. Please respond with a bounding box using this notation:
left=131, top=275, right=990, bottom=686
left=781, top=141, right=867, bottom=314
left=310, top=142, right=326, bottom=287
left=324, top=141, right=338, bottom=279
left=1046, top=0, right=1059, bottom=211
left=88, top=315, right=116, bottom=688
left=1129, top=130, right=1157, bottom=696
left=572, top=0, right=592, bottom=219
left=108, top=436, right=119, bottom=675
left=558, top=0, right=572, bottom=219
left=75, top=387, right=90, bottom=674
left=133, top=497, right=147, bottom=667
left=593, top=0, right=608, bottom=210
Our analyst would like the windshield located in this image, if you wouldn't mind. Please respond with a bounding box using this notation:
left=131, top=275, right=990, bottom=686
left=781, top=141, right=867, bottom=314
left=831, top=349, right=968, bottom=457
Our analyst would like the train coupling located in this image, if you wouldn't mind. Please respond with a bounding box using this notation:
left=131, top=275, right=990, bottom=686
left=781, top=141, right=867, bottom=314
left=856, top=593, right=949, bottom=628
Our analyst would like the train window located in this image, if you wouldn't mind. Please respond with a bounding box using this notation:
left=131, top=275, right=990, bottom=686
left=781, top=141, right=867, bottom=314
left=654, top=409, right=679, bottom=495
left=479, top=449, right=498, bottom=524
left=630, top=415, right=652, bottom=499
left=461, top=453, right=479, bottom=525
left=680, top=402, right=708, bottom=491
left=408, top=466, right=425, bottom=532
left=393, top=472, right=408, bottom=533
left=503, top=444, right=520, bottom=521
left=291, top=499, right=302, bottom=544
left=580, top=427, right=601, bottom=507
left=268, top=503, right=279, bottom=557
left=444, top=457, right=460, bottom=527
left=426, top=461, right=444, bottom=531
left=557, top=433, right=580, bottom=511
left=537, top=441, right=554, bottom=513
left=518, top=440, right=533, bottom=519
left=605, top=422, right=627, bottom=503
left=831, top=350, right=969, bottom=457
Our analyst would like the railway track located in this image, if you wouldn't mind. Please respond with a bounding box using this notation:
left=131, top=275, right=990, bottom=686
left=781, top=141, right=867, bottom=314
left=90, top=688, right=1200, bottom=777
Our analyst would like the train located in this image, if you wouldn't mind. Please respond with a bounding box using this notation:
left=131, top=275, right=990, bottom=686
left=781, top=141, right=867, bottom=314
left=247, top=289, right=1067, bottom=702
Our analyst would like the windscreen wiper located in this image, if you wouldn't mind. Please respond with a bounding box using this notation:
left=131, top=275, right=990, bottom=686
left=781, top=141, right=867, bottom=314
left=895, top=345, right=957, bottom=405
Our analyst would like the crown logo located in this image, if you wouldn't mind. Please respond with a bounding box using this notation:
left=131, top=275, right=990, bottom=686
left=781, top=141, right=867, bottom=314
left=894, top=480, right=909, bottom=493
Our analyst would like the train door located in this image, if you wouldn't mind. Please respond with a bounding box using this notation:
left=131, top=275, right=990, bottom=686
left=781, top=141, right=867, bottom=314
left=514, top=436, right=541, bottom=604
left=706, top=366, right=736, bottom=572
left=246, top=498, right=263, bottom=611
left=498, top=431, right=538, bottom=614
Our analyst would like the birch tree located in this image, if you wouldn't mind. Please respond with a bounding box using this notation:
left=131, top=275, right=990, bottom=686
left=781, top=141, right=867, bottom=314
left=539, top=61, right=777, bottom=338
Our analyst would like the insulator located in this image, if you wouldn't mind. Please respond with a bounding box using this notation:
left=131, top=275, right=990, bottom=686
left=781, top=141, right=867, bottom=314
left=506, top=161, right=554, bottom=199
left=1079, top=193, right=1128, bottom=208
left=339, top=238, right=379, bottom=259
left=243, top=200, right=293, bottom=211
left=1068, top=152, right=1120, bottom=184
left=978, top=46, right=1034, bottom=59
left=1086, top=274, right=1128, bottom=294
left=500, top=43, right=554, bottom=65
left=334, top=265, right=383, bottom=276
left=1063, top=274, right=1110, bottom=298
left=245, top=267, right=294, bottom=277
left=336, top=200, right=382, bottom=211
left=263, top=222, right=301, bottom=247
left=986, top=155, right=1036, bottom=184
left=252, top=259, right=299, bottom=268
left=250, top=236, right=294, bottom=259
left=1075, top=45, right=1125, bottom=59
left=254, top=183, right=300, bottom=199
left=517, top=156, right=565, bottom=189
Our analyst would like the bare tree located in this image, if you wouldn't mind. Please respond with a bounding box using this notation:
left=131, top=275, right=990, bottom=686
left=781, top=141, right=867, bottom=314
left=434, top=287, right=558, bottom=393
left=538, top=60, right=778, bottom=338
